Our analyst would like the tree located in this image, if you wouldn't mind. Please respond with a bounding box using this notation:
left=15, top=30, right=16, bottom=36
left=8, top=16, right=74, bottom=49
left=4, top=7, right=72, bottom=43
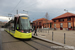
left=45, top=12, right=49, bottom=20
left=45, top=12, right=50, bottom=28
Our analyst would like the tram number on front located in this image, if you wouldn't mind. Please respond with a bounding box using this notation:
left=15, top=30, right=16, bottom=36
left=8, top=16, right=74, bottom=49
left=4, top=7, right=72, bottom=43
left=21, top=17, right=28, bottom=19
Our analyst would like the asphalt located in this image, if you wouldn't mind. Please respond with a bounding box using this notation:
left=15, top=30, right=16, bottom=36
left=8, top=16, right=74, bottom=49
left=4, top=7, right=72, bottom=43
left=0, top=28, right=2, bottom=50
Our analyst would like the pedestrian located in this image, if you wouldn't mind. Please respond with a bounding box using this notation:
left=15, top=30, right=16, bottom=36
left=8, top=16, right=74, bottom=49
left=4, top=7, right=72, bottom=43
left=71, top=26, right=72, bottom=30
left=34, top=26, right=38, bottom=36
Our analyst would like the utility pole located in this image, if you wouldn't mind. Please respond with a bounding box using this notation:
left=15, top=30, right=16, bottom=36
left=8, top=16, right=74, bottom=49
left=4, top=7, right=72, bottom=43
left=17, top=10, right=18, bottom=14
left=8, top=13, right=12, bottom=32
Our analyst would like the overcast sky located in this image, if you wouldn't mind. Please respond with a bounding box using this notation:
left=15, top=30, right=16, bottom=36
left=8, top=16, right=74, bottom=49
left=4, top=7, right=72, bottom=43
left=0, top=0, right=75, bottom=22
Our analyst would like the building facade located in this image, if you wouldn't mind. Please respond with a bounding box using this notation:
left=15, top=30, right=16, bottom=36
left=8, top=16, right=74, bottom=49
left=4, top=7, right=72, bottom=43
left=0, top=21, right=6, bottom=28
left=52, top=12, right=75, bottom=30
left=32, top=12, right=75, bottom=30
left=43, top=20, right=53, bottom=28
left=33, top=18, right=53, bottom=28
left=33, top=18, right=48, bottom=28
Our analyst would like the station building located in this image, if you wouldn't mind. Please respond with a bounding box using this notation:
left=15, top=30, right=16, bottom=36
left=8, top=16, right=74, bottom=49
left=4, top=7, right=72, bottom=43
left=52, top=12, right=75, bottom=30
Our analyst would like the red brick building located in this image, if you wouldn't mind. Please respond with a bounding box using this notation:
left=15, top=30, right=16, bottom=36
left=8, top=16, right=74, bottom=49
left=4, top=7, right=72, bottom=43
left=33, top=18, right=48, bottom=28
left=33, top=18, right=53, bottom=28
left=33, top=12, right=75, bottom=30
left=43, top=20, right=53, bottom=28
left=52, top=12, right=75, bottom=30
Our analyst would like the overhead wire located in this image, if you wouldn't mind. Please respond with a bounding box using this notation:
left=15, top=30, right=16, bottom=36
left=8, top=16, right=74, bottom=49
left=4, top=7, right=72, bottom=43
left=10, top=0, right=21, bottom=13
left=19, top=2, right=37, bottom=10
left=9, top=0, right=37, bottom=16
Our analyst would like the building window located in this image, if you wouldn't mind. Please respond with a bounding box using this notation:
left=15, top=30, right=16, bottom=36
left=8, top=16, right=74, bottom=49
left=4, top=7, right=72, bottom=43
left=39, top=22, right=41, bottom=25
left=68, top=22, right=71, bottom=28
left=54, top=20, right=56, bottom=22
left=60, top=23, right=63, bottom=28
left=54, top=24, right=56, bottom=28
left=67, top=17, right=71, bottom=21
left=59, top=19, right=64, bottom=22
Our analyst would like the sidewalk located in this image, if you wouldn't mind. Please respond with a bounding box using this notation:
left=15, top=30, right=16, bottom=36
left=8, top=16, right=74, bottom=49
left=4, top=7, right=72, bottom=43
left=32, top=30, right=75, bottom=47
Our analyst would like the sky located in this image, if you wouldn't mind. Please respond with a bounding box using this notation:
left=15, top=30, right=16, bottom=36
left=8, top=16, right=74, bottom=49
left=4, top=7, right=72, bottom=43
left=0, top=0, right=75, bottom=22
left=0, top=16, right=12, bottom=22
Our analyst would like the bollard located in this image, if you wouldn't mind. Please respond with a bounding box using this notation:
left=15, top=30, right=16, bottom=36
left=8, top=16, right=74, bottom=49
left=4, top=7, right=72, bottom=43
left=41, top=29, right=42, bottom=32
left=52, top=32, right=53, bottom=41
left=64, top=33, right=65, bottom=44
left=48, top=29, right=49, bottom=35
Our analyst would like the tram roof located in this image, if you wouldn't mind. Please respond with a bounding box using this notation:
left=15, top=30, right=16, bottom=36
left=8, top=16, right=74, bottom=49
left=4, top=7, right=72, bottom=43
left=14, top=14, right=28, bottom=17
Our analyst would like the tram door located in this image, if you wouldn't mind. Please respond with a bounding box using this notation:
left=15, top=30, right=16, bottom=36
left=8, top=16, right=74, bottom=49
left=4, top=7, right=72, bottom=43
left=14, top=17, right=20, bottom=30
left=60, top=23, right=63, bottom=30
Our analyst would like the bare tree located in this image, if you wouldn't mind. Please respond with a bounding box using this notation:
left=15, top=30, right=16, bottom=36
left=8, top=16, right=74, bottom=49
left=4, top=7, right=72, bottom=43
left=45, top=12, right=49, bottom=20
left=44, top=12, right=50, bottom=28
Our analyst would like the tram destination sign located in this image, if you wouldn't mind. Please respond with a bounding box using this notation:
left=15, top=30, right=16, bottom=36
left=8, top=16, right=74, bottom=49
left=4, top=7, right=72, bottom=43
left=21, top=17, right=28, bottom=19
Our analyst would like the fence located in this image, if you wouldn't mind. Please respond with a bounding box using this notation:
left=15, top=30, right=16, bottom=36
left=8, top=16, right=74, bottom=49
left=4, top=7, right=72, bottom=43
left=37, top=29, right=75, bottom=47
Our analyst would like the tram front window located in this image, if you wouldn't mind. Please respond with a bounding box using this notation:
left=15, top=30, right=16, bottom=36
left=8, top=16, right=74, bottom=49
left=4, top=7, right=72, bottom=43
left=20, top=16, right=31, bottom=30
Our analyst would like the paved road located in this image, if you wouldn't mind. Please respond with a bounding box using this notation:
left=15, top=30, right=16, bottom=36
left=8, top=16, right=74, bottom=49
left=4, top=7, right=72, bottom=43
left=0, top=28, right=2, bottom=50
left=1, top=29, right=73, bottom=50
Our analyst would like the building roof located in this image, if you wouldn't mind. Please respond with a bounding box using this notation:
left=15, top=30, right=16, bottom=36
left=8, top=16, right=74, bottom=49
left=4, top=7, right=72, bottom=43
left=52, top=12, right=75, bottom=20
left=43, top=20, right=53, bottom=24
left=48, top=20, right=53, bottom=23
left=33, top=18, right=48, bottom=22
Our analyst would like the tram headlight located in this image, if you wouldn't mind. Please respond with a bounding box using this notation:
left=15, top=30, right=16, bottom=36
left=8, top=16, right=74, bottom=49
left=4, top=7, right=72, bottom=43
left=30, top=30, right=31, bottom=32
left=22, top=30, right=24, bottom=32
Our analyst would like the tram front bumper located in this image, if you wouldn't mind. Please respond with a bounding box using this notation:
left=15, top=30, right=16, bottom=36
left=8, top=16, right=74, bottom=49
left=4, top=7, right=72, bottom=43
left=14, top=30, right=32, bottom=39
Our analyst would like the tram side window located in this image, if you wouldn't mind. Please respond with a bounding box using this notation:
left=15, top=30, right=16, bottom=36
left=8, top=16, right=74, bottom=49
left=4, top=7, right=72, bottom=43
left=9, top=20, right=14, bottom=31
left=10, top=23, right=14, bottom=31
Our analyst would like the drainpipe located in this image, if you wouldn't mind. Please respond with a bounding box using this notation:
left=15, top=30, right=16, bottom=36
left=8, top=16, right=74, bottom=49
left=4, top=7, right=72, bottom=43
left=73, top=17, right=74, bottom=30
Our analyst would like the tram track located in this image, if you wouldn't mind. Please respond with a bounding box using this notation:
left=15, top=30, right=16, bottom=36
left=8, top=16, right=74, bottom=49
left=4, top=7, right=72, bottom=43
left=23, top=41, right=38, bottom=50
left=22, top=38, right=56, bottom=50
left=31, top=38, right=55, bottom=50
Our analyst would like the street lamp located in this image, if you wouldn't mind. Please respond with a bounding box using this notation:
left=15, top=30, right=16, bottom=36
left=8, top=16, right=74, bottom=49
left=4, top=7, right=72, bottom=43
left=23, top=10, right=28, bottom=14
left=64, top=9, right=68, bottom=12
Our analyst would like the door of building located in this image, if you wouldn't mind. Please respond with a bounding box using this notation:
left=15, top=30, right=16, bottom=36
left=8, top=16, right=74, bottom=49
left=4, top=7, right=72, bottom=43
left=50, top=23, right=52, bottom=28
left=54, top=24, right=56, bottom=30
left=68, top=22, right=71, bottom=30
left=60, top=23, right=63, bottom=30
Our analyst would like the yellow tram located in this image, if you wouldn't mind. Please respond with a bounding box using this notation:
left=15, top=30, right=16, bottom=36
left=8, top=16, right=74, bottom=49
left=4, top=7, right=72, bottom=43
left=5, top=14, right=32, bottom=39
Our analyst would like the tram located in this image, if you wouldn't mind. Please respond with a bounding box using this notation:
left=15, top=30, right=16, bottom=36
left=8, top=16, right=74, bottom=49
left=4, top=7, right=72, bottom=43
left=5, top=14, right=32, bottom=39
